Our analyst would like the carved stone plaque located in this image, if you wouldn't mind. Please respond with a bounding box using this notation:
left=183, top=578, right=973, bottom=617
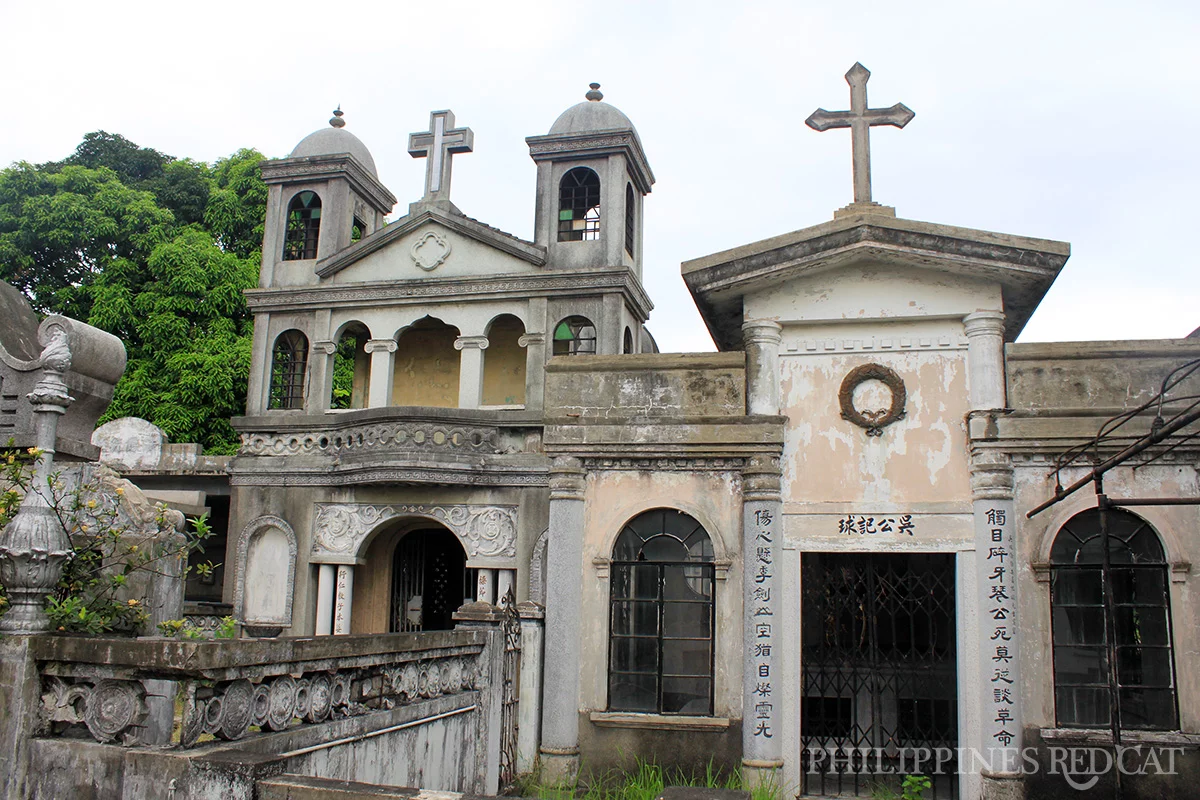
left=312, top=503, right=518, bottom=560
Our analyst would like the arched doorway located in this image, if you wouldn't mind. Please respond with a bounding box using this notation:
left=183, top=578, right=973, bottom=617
left=391, top=528, right=475, bottom=632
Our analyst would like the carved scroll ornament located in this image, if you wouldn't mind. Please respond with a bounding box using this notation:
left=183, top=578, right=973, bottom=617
left=313, top=503, right=518, bottom=559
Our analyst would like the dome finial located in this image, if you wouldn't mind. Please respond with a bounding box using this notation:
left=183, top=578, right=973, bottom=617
left=585, top=83, right=603, bottom=102
left=330, top=106, right=346, bottom=128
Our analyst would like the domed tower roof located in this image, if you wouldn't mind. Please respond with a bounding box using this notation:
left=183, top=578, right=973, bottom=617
left=289, top=108, right=378, bottom=176
left=548, top=84, right=637, bottom=135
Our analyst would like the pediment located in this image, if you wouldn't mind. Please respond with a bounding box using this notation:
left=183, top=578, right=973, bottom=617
left=683, top=211, right=1070, bottom=349
left=316, top=206, right=545, bottom=283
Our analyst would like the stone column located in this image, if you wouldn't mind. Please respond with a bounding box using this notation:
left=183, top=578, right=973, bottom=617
left=333, top=564, right=354, bottom=635
left=539, top=456, right=586, bottom=781
left=742, top=455, right=784, bottom=786
left=315, top=563, right=336, bottom=636
left=517, top=601, right=545, bottom=774
left=364, top=338, right=396, bottom=408
left=497, top=568, right=516, bottom=602
left=964, top=311, right=1007, bottom=411
left=519, top=331, right=546, bottom=413
left=455, top=335, right=489, bottom=409
left=743, top=320, right=783, bottom=416
left=476, top=568, right=497, bottom=605
left=308, top=340, right=336, bottom=413
left=971, top=449, right=1023, bottom=800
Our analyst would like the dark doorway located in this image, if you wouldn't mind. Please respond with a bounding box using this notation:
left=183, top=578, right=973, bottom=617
left=801, top=552, right=958, bottom=799
left=390, top=528, right=474, bottom=632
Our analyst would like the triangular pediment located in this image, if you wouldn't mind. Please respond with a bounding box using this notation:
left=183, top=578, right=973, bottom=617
left=316, top=205, right=546, bottom=282
left=683, top=210, right=1070, bottom=349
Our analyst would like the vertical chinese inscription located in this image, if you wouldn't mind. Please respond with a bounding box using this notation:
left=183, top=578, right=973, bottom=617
left=976, top=501, right=1019, bottom=766
left=750, top=508, right=775, bottom=739
left=333, top=565, right=351, bottom=635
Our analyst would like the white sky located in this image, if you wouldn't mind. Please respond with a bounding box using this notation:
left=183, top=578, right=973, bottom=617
left=2, top=0, right=1197, bottom=352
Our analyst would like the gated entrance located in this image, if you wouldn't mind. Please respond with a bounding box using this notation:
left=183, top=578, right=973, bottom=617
left=800, top=553, right=959, bottom=799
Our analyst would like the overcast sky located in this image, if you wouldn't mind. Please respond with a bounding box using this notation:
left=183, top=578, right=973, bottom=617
left=2, top=0, right=1197, bottom=352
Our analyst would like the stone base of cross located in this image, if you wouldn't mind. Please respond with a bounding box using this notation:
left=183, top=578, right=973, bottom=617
left=833, top=200, right=896, bottom=220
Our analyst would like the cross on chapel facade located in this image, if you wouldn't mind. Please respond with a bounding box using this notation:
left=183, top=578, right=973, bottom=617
left=408, top=109, right=474, bottom=201
left=806, top=62, right=915, bottom=207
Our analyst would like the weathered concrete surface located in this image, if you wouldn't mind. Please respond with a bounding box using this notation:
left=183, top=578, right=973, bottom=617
left=0, top=637, right=43, bottom=800
left=577, top=713, right=743, bottom=777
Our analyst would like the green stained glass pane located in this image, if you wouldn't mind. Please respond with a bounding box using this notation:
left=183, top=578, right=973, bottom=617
left=554, top=322, right=574, bottom=341
left=559, top=209, right=575, bottom=221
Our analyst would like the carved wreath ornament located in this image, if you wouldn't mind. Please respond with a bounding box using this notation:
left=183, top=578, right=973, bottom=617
left=838, top=363, right=906, bottom=437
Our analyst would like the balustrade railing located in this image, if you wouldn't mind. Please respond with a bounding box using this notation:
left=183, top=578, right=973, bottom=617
left=34, top=629, right=486, bottom=748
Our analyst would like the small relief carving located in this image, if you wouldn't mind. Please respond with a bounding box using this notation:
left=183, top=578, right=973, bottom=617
left=411, top=230, right=452, bottom=271
left=313, top=503, right=518, bottom=559
left=838, top=363, right=907, bottom=436
left=83, top=679, right=147, bottom=745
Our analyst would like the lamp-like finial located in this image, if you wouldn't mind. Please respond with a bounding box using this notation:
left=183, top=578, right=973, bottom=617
left=585, top=83, right=603, bottom=102
left=330, top=106, right=346, bottom=128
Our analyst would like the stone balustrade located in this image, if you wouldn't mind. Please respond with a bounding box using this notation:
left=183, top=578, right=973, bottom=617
left=33, top=629, right=486, bottom=748
left=239, top=418, right=511, bottom=457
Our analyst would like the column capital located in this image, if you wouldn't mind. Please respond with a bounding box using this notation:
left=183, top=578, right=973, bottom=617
left=518, top=332, right=546, bottom=347
left=454, top=335, right=489, bottom=351
left=549, top=456, right=586, bottom=500
left=742, top=454, right=782, bottom=501
left=364, top=338, right=397, bottom=354
left=963, top=310, right=1006, bottom=338
left=312, top=340, right=337, bottom=356
left=970, top=448, right=1014, bottom=500
left=742, top=319, right=783, bottom=347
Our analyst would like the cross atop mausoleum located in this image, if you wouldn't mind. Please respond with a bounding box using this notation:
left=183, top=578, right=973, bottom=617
left=806, top=63, right=914, bottom=207
left=408, top=110, right=474, bottom=201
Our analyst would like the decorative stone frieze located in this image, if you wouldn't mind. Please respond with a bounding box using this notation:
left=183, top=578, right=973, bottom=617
left=580, top=456, right=747, bottom=472
left=239, top=419, right=501, bottom=456
left=312, top=502, right=519, bottom=559
left=782, top=335, right=969, bottom=355
left=230, top=467, right=549, bottom=488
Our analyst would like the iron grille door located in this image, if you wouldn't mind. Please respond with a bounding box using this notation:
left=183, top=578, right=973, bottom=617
left=801, top=553, right=958, bottom=799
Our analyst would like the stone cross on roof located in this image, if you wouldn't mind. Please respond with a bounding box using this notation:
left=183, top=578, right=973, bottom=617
left=408, top=110, right=474, bottom=201
left=806, top=63, right=914, bottom=206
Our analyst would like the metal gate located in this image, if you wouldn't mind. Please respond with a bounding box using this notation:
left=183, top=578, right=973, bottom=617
left=498, top=586, right=521, bottom=789
left=801, top=553, right=958, bottom=798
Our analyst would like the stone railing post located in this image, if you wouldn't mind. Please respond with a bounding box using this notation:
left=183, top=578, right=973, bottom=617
left=971, top=448, right=1022, bottom=800
left=364, top=338, right=397, bottom=408
left=455, top=601, right=506, bottom=795
left=742, top=455, right=784, bottom=787
left=539, top=456, right=586, bottom=782
left=455, top=336, right=489, bottom=409
left=743, top=320, right=782, bottom=416
left=516, top=601, right=545, bottom=774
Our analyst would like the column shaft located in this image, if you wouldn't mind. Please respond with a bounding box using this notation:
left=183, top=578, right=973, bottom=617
left=743, top=320, right=783, bottom=416
left=476, top=568, right=497, bottom=605
left=365, top=339, right=396, bottom=408
left=333, top=564, right=354, bottom=635
left=315, top=563, right=336, bottom=636
left=455, top=336, right=488, bottom=409
left=964, top=311, right=1007, bottom=411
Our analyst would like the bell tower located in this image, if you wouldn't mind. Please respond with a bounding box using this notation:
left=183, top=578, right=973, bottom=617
left=259, top=109, right=396, bottom=288
left=527, top=84, right=655, bottom=277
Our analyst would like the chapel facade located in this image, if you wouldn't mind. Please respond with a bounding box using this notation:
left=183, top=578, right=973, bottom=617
left=220, top=75, right=1200, bottom=800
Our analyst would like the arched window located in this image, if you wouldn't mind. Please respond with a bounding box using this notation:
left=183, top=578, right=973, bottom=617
left=624, top=183, right=636, bottom=255
left=552, top=316, right=596, bottom=356
left=283, top=191, right=322, bottom=260
left=623, top=327, right=634, bottom=355
left=609, top=508, right=715, bottom=715
left=392, top=316, right=460, bottom=407
left=558, top=167, right=601, bottom=242
left=351, top=216, right=366, bottom=243
left=1050, top=508, right=1177, bottom=730
left=330, top=323, right=369, bottom=410
left=269, top=330, right=309, bottom=410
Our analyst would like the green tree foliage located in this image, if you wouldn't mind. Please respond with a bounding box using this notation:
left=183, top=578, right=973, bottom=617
left=0, top=134, right=268, bottom=453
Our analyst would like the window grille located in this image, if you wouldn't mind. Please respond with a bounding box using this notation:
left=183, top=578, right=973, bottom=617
left=608, top=509, right=715, bottom=715
left=624, top=183, right=635, bottom=255
left=558, top=168, right=601, bottom=242
left=552, top=316, right=596, bottom=356
left=268, top=330, right=308, bottom=410
left=283, top=191, right=322, bottom=260
left=1050, top=508, right=1178, bottom=730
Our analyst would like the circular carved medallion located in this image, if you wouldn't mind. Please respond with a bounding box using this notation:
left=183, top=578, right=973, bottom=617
left=838, top=363, right=906, bottom=437
left=84, top=679, right=143, bottom=743
left=307, top=674, right=332, bottom=722
left=217, top=679, right=254, bottom=740
left=266, top=675, right=298, bottom=731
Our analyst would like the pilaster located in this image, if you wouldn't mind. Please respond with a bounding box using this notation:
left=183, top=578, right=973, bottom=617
left=743, top=320, right=782, bottom=416
left=539, top=456, right=586, bottom=781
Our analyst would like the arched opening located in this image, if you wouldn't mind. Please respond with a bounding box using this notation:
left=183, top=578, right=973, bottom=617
left=608, top=508, right=714, bottom=715
left=352, top=523, right=473, bottom=634
left=623, top=326, right=634, bottom=355
left=269, top=330, right=308, bottom=410
left=1050, top=508, right=1177, bottom=730
left=330, top=323, right=370, bottom=410
left=552, top=316, right=596, bottom=356
left=482, top=315, right=526, bottom=406
left=558, top=167, right=601, bottom=242
left=283, top=190, right=322, bottom=260
left=392, top=316, right=460, bottom=407
left=624, top=183, right=636, bottom=256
